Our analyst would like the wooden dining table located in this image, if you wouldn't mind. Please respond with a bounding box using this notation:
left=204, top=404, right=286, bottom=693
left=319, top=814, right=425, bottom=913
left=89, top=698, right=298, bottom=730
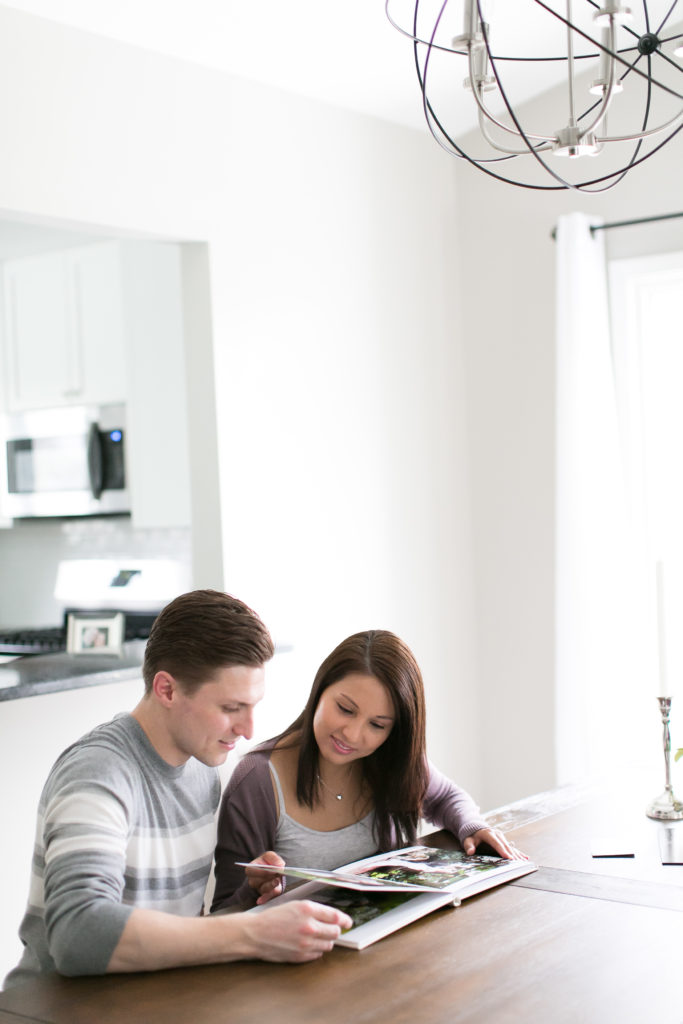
left=1, top=775, right=681, bottom=1024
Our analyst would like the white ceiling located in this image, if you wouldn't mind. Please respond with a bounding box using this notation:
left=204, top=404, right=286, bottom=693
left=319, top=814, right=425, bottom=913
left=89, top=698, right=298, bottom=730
left=0, top=0, right=681, bottom=246
left=0, top=0, right=439, bottom=256
left=2, top=1, right=681, bottom=135
left=1, top=0, right=430, bottom=130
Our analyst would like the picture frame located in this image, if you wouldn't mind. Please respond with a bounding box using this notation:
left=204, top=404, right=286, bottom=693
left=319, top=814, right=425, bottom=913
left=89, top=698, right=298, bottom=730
left=66, top=611, right=125, bottom=656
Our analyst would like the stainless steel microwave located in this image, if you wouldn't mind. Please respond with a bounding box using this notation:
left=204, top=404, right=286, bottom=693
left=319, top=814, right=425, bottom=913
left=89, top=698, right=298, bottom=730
left=0, top=404, right=130, bottom=519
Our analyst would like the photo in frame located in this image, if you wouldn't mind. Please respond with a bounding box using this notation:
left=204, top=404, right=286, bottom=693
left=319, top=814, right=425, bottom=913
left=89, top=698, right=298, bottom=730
left=67, top=611, right=125, bottom=656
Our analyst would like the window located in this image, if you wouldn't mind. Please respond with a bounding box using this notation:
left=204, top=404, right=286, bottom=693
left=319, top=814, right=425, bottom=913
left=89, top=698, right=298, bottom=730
left=609, top=250, right=683, bottom=696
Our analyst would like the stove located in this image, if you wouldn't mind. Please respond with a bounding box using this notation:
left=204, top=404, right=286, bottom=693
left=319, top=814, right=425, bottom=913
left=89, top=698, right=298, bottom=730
left=0, top=557, right=187, bottom=658
left=0, top=610, right=159, bottom=657
left=0, top=626, right=67, bottom=656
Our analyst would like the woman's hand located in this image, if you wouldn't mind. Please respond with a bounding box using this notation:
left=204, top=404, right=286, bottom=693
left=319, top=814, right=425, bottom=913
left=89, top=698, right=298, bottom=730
left=245, top=850, right=286, bottom=904
left=463, top=827, right=528, bottom=861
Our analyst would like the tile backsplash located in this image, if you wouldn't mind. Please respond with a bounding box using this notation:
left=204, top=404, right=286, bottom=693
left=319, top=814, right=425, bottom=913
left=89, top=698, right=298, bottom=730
left=0, top=517, right=191, bottom=628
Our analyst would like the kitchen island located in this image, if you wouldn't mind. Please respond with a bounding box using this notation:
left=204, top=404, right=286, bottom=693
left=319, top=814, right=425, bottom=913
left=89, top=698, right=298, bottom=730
left=0, top=640, right=146, bottom=702
left=0, top=656, right=148, bottom=980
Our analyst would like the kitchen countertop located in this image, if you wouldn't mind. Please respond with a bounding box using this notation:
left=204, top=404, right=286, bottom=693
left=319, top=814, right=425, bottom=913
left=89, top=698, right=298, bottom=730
left=0, top=640, right=146, bottom=702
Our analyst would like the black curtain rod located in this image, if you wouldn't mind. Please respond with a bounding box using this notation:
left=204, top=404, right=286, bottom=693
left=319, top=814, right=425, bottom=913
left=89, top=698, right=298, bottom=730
left=551, top=210, right=683, bottom=240
left=590, top=211, right=683, bottom=234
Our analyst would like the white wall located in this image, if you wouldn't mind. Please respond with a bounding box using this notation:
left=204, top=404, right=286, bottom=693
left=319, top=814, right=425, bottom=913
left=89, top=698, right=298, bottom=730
left=453, top=79, right=683, bottom=805
left=4, top=0, right=680, bottom=985
left=0, top=8, right=482, bottom=775
left=207, top=88, right=480, bottom=773
left=0, top=6, right=481, bottom=981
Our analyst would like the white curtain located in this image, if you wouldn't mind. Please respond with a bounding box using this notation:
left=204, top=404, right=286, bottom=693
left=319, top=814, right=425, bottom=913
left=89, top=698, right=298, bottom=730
left=554, top=213, right=637, bottom=783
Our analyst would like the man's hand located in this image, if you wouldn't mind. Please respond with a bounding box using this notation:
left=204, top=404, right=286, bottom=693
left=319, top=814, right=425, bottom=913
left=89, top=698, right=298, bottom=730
left=106, top=898, right=353, bottom=973
left=242, top=900, right=353, bottom=962
left=462, top=827, right=527, bottom=860
left=245, top=850, right=285, bottom=905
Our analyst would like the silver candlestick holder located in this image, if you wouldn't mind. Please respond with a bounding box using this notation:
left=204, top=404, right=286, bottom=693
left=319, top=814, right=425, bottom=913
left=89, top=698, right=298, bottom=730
left=646, top=696, right=683, bottom=820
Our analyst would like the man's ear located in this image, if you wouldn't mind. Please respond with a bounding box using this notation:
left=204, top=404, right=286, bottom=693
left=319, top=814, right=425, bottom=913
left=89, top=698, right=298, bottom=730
left=152, top=671, right=178, bottom=707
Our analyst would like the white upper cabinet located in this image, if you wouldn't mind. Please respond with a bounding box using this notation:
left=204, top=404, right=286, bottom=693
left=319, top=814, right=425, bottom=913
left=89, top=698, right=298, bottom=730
left=2, top=244, right=127, bottom=410
left=0, top=241, right=191, bottom=530
left=66, top=244, right=128, bottom=406
left=118, top=242, right=191, bottom=531
left=3, top=252, right=75, bottom=408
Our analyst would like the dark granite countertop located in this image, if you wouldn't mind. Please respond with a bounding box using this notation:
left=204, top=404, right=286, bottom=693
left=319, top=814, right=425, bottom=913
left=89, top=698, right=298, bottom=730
left=0, top=640, right=146, bottom=702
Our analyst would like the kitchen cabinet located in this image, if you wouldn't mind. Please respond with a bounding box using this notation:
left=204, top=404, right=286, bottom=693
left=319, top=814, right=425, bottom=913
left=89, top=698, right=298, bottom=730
left=118, top=242, right=191, bottom=530
left=2, top=244, right=127, bottom=410
left=0, top=241, right=191, bottom=530
left=0, top=674, right=145, bottom=981
left=2, top=251, right=73, bottom=409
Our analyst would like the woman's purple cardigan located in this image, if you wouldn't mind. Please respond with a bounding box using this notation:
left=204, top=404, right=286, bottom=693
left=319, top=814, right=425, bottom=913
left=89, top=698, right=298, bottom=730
left=211, top=745, right=488, bottom=912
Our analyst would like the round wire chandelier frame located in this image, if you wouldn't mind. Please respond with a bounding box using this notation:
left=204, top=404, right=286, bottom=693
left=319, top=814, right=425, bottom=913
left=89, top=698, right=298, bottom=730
left=386, top=0, right=683, bottom=191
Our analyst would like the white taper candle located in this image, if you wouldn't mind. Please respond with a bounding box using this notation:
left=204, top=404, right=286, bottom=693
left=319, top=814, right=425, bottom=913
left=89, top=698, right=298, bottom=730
left=656, top=561, right=671, bottom=697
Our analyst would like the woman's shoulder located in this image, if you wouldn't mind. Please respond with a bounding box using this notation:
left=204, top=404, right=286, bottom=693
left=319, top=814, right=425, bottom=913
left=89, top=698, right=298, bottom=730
left=228, top=743, right=275, bottom=788
left=226, top=733, right=300, bottom=796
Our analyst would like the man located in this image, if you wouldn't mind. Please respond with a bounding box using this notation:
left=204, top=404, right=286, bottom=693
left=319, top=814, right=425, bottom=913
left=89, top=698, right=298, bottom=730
left=4, top=590, right=350, bottom=989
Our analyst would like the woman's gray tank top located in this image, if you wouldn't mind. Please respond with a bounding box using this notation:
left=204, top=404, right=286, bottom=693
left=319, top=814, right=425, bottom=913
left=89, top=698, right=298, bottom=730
left=269, top=761, right=377, bottom=869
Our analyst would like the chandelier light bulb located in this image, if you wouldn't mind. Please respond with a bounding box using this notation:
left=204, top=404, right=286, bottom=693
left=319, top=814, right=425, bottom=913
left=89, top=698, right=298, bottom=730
left=589, top=26, right=624, bottom=95
left=593, top=3, right=633, bottom=28
left=462, top=39, right=497, bottom=92
left=553, top=127, right=601, bottom=157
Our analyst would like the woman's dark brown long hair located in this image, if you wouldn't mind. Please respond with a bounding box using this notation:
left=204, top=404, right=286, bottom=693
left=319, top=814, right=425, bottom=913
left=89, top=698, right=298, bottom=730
left=276, top=630, right=429, bottom=850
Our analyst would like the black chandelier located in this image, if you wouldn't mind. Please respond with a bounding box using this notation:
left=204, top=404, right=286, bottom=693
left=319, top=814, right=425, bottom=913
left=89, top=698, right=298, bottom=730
left=386, top=0, right=683, bottom=191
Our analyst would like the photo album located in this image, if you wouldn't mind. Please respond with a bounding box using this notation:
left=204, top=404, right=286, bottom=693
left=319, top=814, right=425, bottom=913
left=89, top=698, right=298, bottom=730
left=244, top=845, right=537, bottom=949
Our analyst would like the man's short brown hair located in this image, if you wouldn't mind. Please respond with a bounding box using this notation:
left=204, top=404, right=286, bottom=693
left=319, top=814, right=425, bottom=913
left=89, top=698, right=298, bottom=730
left=142, top=589, right=274, bottom=695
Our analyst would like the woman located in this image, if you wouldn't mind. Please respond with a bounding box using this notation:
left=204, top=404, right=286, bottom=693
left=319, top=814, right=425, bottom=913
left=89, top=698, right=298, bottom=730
left=212, top=630, right=523, bottom=911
